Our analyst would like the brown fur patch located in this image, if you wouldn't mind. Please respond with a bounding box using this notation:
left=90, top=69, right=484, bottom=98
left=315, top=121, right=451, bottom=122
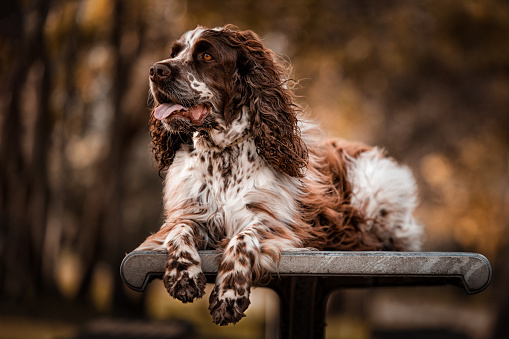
left=300, top=139, right=384, bottom=250
left=218, top=259, right=235, bottom=274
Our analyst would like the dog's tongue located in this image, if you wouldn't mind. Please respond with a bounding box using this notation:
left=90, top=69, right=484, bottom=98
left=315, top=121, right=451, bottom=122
left=154, top=103, right=185, bottom=120
left=154, top=103, right=209, bottom=124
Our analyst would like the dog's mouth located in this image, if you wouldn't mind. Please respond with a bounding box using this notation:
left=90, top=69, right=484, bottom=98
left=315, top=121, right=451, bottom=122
left=154, top=101, right=210, bottom=125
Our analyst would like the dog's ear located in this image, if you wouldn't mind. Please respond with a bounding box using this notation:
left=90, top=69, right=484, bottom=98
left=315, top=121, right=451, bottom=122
left=149, top=113, right=188, bottom=174
left=250, top=99, right=308, bottom=178
left=231, top=28, right=308, bottom=177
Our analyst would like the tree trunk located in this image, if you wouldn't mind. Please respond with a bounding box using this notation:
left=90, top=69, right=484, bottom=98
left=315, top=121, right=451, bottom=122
left=0, top=0, right=52, bottom=300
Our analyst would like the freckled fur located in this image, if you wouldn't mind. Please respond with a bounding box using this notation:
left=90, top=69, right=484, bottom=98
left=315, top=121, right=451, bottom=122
left=137, top=25, right=424, bottom=325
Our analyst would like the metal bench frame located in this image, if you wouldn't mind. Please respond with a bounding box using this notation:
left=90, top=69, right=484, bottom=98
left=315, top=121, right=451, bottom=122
left=121, top=251, right=492, bottom=339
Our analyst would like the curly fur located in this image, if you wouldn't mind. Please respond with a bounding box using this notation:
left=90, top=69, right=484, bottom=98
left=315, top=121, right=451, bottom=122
left=137, top=25, right=424, bottom=325
left=149, top=113, right=191, bottom=173
left=221, top=27, right=308, bottom=177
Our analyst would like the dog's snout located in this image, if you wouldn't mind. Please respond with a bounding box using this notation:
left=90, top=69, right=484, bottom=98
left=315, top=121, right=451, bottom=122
left=150, top=63, right=171, bottom=81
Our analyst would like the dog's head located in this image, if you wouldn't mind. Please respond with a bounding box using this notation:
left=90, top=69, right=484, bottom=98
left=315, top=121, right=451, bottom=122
left=148, top=25, right=307, bottom=177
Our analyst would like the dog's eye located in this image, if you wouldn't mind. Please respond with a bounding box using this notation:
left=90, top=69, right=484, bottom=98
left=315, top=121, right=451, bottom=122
left=202, top=53, right=213, bottom=61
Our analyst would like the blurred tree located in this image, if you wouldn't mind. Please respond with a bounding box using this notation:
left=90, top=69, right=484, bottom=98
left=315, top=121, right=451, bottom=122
left=0, top=0, right=52, bottom=300
left=74, top=0, right=149, bottom=310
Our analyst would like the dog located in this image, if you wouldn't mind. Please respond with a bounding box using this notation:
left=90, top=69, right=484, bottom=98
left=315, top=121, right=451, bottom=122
left=136, top=25, right=423, bottom=325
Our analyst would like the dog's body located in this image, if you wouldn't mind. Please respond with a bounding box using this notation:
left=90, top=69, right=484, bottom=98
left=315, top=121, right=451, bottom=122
left=137, top=25, right=423, bottom=325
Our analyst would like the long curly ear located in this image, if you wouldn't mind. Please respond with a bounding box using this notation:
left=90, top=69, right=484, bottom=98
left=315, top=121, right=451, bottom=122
left=228, top=28, right=308, bottom=177
left=148, top=112, right=188, bottom=174
left=251, top=97, right=308, bottom=177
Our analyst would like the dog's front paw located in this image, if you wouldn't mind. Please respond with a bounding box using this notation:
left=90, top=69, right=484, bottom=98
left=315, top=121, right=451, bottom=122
left=208, top=285, right=251, bottom=325
left=163, top=259, right=206, bottom=303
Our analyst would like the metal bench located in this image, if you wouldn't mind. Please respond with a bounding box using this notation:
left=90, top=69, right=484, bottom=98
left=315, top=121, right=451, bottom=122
left=121, top=251, right=492, bottom=339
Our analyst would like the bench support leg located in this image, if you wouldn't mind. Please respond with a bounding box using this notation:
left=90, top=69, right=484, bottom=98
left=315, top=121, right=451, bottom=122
left=271, top=277, right=328, bottom=339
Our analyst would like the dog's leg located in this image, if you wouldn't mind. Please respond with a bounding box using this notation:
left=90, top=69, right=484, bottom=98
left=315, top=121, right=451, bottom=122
left=209, top=228, right=261, bottom=325
left=163, top=223, right=206, bottom=303
left=138, top=223, right=206, bottom=303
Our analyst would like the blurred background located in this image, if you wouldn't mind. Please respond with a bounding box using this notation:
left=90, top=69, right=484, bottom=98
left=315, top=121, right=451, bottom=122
left=1, top=0, right=508, bottom=338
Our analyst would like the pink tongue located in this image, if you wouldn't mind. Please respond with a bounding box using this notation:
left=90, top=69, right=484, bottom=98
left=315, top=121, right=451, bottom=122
left=153, top=103, right=209, bottom=124
left=154, top=103, right=185, bottom=120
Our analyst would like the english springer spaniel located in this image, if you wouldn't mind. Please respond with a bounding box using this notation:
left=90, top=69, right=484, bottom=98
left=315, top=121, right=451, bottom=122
left=136, top=25, right=423, bottom=325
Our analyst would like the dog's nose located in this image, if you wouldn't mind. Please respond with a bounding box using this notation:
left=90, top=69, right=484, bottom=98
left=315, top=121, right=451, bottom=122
left=149, top=63, right=171, bottom=81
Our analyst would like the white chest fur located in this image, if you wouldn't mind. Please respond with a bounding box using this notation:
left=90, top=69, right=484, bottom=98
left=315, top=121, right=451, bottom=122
left=162, top=139, right=302, bottom=243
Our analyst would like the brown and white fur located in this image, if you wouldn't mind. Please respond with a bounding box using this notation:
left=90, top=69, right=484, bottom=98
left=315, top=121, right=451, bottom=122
left=136, top=25, right=423, bottom=325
